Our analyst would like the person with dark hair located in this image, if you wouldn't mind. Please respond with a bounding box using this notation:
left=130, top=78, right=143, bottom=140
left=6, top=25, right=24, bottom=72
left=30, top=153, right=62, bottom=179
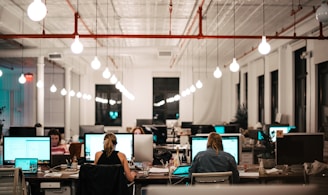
left=48, top=129, right=69, bottom=154
left=94, top=132, right=137, bottom=182
left=131, top=126, right=145, bottom=134
left=188, top=132, right=240, bottom=183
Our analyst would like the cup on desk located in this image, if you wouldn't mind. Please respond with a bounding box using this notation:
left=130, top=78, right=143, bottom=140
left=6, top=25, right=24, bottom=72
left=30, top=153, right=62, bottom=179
left=142, top=162, right=150, bottom=177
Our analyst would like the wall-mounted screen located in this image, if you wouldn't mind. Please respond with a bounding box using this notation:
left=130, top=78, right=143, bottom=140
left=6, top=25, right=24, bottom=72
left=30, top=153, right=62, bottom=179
left=84, top=133, right=134, bottom=163
left=190, top=134, right=241, bottom=164
left=3, top=136, right=51, bottom=165
left=276, top=133, right=324, bottom=165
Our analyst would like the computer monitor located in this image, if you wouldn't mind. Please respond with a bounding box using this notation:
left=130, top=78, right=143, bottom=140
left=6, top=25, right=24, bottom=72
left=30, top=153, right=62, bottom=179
left=79, top=125, right=105, bottom=139
left=276, top=133, right=324, bottom=165
left=269, top=125, right=296, bottom=142
left=191, top=124, right=214, bottom=135
left=84, top=133, right=134, bottom=163
left=133, top=134, right=153, bottom=162
left=214, top=125, right=225, bottom=134
left=190, top=134, right=241, bottom=164
left=151, top=125, right=167, bottom=145
left=136, top=119, right=153, bottom=126
left=181, top=121, right=193, bottom=128
left=3, top=136, right=51, bottom=165
left=9, top=126, right=36, bottom=137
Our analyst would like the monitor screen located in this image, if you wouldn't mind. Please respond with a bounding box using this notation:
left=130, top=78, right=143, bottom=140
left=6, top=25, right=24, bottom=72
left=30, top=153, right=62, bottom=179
left=133, top=134, right=154, bottom=162
left=79, top=125, right=105, bottom=139
left=214, top=125, right=225, bottom=134
left=3, top=136, right=51, bottom=165
left=276, top=133, right=324, bottom=165
left=191, top=125, right=214, bottom=135
left=151, top=125, right=167, bottom=145
left=269, top=126, right=296, bottom=142
left=9, top=127, right=36, bottom=137
left=84, top=133, right=134, bottom=162
left=190, top=134, right=241, bottom=164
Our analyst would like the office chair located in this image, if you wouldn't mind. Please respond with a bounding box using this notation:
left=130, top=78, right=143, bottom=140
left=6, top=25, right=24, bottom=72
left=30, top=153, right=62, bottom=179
left=78, top=164, right=134, bottom=195
left=0, top=168, right=27, bottom=195
left=191, top=171, right=233, bottom=185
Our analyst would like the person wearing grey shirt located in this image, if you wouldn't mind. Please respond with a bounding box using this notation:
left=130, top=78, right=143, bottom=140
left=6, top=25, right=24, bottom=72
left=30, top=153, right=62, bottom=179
left=189, top=132, right=240, bottom=183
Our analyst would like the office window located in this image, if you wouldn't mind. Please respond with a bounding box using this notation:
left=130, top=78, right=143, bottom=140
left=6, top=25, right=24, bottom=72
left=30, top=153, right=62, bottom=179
left=153, top=78, right=179, bottom=124
left=258, top=75, right=264, bottom=124
left=318, top=61, right=328, bottom=140
left=95, top=85, right=122, bottom=126
left=294, top=47, right=306, bottom=132
left=271, top=70, right=278, bottom=123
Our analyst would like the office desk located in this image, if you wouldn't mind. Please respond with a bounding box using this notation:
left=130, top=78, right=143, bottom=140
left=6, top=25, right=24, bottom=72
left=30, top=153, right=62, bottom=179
left=24, top=172, right=78, bottom=195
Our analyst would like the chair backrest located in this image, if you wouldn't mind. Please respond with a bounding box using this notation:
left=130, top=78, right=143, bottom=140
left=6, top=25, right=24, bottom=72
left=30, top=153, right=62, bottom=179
left=78, top=164, right=130, bottom=195
left=191, top=171, right=233, bottom=185
left=0, top=168, right=27, bottom=195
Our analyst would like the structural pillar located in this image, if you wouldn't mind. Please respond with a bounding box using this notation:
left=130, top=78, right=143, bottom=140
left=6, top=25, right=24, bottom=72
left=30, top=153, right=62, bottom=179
left=36, top=56, right=45, bottom=135
left=64, top=67, right=72, bottom=142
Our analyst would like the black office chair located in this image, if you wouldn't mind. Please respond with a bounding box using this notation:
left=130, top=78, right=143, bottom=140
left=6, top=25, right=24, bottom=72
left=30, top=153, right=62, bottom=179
left=78, top=164, right=133, bottom=195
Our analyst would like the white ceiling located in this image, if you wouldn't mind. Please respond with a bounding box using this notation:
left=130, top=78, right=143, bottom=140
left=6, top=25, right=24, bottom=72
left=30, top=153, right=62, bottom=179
left=0, top=0, right=326, bottom=75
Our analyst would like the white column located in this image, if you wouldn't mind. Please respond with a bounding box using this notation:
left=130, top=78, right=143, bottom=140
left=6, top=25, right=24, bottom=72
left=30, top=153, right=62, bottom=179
left=64, top=67, right=72, bottom=142
left=36, top=56, right=45, bottom=135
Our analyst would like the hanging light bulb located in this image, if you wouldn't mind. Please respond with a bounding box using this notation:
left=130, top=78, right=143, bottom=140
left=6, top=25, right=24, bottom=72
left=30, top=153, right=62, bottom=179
left=50, top=84, right=57, bottom=92
left=60, top=88, right=67, bottom=96
left=258, top=36, right=271, bottom=55
left=229, top=58, right=240, bottom=72
left=91, top=56, right=101, bottom=70
left=0, top=69, right=3, bottom=77
left=190, top=85, right=196, bottom=93
left=110, top=74, right=118, bottom=84
left=196, top=80, right=203, bottom=89
left=18, top=73, right=26, bottom=84
left=102, top=67, right=111, bottom=79
left=71, top=35, right=83, bottom=54
left=76, top=92, right=82, bottom=98
left=27, top=0, right=47, bottom=22
left=213, top=67, right=222, bottom=78
left=316, top=0, right=328, bottom=23
left=69, top=90, right=75, bottom=97
left=36, top=80, right=43, bottom=88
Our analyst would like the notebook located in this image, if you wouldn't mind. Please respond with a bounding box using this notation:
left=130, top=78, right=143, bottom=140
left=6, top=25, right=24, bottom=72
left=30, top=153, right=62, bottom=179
left=15, top=158, right=38, bottom=174
left=172, top=165, right=190, bottom=177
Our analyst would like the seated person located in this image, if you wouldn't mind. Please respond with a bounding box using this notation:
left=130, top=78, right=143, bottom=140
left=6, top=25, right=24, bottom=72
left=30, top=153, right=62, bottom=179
left=94, top=132, right=137, bottom=183
left=48, top=129, right=69, bottom=155
left=189, top=132, right=240, bottom=183
left=131, top=126, right=145, bottom=134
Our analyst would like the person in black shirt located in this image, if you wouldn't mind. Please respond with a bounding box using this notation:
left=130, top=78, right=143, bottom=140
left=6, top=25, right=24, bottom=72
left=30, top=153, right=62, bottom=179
left=94, top=132, right=137, bottom=182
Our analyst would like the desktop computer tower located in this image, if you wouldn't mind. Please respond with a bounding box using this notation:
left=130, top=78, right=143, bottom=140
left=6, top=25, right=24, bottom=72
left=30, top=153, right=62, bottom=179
left=44, top=186, right=71, bottom=195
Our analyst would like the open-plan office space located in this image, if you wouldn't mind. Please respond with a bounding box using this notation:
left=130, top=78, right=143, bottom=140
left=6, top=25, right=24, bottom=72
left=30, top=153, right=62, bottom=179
left=0, top=0, right=328, bottom=194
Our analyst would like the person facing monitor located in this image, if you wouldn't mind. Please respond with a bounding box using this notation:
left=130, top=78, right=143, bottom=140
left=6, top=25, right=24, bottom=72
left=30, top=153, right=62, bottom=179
left=48, top=129, right=69, bottom=155
left=189, top=132, right=240, bottom=183
left=132, top=126, right=145, bottom=134
left=94, top=132, right=137, bottom=183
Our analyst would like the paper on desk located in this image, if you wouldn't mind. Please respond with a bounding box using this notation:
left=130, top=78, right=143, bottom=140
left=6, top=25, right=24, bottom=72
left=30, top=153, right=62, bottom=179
left=68, top=173, right=79, bottom=178
left=239, top=170, right=259, bottom=178
left=149, top=167, right=169, bottom=173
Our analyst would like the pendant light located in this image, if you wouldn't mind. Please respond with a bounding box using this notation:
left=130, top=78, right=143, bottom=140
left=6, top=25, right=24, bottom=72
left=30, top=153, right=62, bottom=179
left=316, top=0, right=328, bottom=23
left=18, top=45, right=26, bottom=84
left=258, top=0, right=271, bottom=55
left=50, top=61, right=57, bottom=93
left=229, top=0, right=240, bottom=72
left=27, top=0, right=47, bottom=22
left=214, top=2, right=222, bottom=78
left=71, top=0, right=83, bottom=54
left=196, top=41, right=203, bottom=89
left=103, top=0, right=111, bottom=79
left=91, top=0, right=101, bottom=70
